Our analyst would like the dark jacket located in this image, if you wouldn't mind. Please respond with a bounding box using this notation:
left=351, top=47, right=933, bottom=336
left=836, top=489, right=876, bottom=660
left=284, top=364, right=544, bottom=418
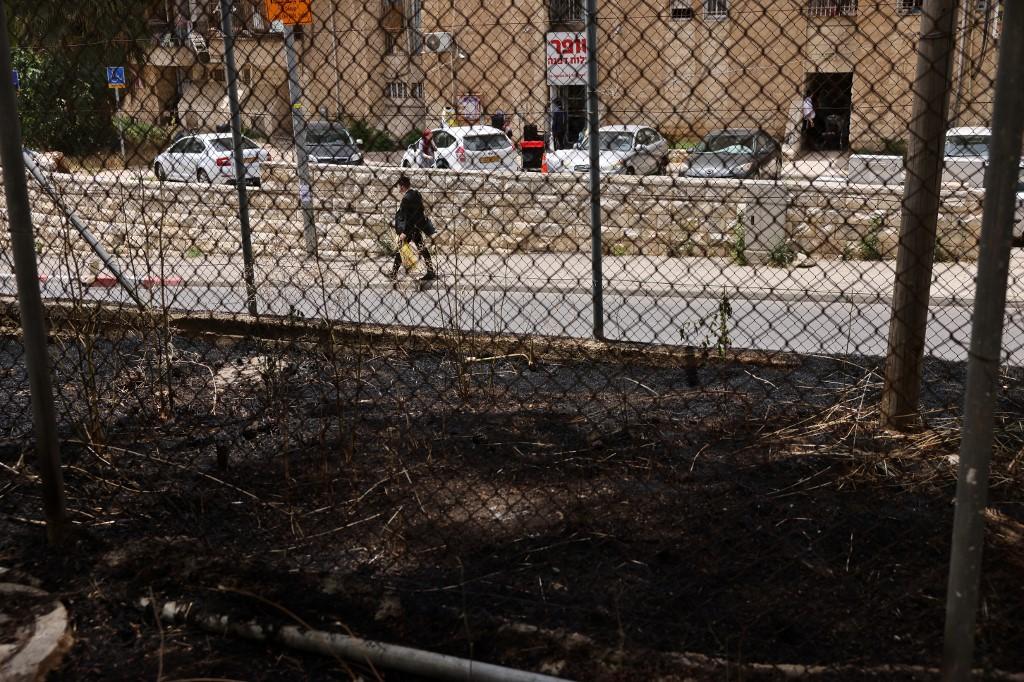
left=395, top=188, right=427, bottom=237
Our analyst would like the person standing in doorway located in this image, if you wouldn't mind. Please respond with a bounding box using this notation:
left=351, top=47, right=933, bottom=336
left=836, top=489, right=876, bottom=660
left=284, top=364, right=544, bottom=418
left=415, top=129, right=435, bottom=168
left=551, top=98, right=567, bottom=151
left=391, top=175, right=437, bottom=282
left=801, top=89, right=816, bottom=147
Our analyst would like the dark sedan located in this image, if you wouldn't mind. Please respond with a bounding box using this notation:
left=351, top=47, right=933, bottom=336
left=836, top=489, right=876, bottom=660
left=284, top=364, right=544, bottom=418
left=682, top=129, right=782, bottom=180
left=304, top=122, right=364, bottom=165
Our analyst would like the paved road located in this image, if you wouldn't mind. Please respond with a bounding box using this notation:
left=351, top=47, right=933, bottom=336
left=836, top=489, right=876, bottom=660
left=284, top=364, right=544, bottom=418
left=6, top=271, right=1022, bottom=365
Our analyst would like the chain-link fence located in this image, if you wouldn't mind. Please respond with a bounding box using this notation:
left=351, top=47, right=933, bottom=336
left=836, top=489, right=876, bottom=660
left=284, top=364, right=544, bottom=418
left=2, top=0, right=1023, bottom=679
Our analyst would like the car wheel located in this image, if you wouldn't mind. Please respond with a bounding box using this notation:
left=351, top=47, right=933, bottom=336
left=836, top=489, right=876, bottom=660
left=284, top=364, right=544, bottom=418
left=197, top=169, right=211, bottom=183
left=658, top=157, right=669, bottom=175
left=436, top=159, right=449, bottom=170
left=402, top=161, right=410, bottom=168
left=154, top=163, right=166, bottom=181
left=626, top=166, right=636, bottom=175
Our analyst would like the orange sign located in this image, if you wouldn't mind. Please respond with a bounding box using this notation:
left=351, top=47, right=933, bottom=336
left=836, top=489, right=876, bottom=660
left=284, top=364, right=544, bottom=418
left=265, top=0, right=313, bottom=25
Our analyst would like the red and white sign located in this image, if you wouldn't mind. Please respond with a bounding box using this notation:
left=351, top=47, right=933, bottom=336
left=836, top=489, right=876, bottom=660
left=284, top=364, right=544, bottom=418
left=546, top=32, right=588, bottom=86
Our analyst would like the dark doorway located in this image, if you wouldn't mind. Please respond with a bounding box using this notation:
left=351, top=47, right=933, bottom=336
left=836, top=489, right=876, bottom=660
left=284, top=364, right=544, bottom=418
left=558, top=85, right=587, bottom=147
left=805, top=72, right=853, bottom=151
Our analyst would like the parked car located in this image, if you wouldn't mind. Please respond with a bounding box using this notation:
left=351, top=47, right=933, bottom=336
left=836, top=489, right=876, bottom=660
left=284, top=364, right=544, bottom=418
left=401, top=125, right=517, bottom=172
left=942, top=127, right=1024, bottom=241
left=544, top=125, right=669, bottom=175
left=681, top=129, right=782, bottom=180
left=153, top=133, right=269, bottom=186
left=305, top=122, right=363, bottom=165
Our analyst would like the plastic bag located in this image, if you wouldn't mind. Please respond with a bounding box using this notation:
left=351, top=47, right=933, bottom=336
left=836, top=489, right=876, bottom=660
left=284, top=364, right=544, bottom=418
left=399, top=241, right=418, bottom=271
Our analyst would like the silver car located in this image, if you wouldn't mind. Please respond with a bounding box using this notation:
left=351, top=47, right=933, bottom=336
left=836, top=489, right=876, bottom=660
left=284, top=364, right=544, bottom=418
left=544, top=125, right=670, bottom=175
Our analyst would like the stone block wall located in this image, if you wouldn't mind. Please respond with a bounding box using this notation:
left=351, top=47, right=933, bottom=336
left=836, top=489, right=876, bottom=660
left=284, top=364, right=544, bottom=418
left=1, top=163, right=985, bottom=265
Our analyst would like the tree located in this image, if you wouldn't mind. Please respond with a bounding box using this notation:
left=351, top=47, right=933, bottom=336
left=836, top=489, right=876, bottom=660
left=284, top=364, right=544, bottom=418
left=4, top=0, right=156, bottom=154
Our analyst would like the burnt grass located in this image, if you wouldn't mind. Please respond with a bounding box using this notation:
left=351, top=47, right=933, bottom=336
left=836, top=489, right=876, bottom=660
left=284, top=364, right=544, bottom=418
left=2, top=330, right=1023, bottom=680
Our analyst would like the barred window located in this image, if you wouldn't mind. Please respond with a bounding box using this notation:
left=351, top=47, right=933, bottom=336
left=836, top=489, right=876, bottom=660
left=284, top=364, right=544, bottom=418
left=897, top=0, right=924, bottom=14
left=704, top=0, right=728, bottom=20
left=410, top=82, right=424, bottom=100
left=385, top=81, right=408, bottom=99
left=807, top=0, right=857, bottom=17
left=671, top=1, right=694, bottom=20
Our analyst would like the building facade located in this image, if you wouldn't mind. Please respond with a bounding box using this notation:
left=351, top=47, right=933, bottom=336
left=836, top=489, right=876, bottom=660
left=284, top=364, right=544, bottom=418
left=126, top=0, right=1003, bottom=151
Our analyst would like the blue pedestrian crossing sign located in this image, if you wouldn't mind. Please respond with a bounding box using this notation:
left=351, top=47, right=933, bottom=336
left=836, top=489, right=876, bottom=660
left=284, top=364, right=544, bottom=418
left=106, top=66, right=126, bottom=89
left=11, top=69, right=19, bottom=90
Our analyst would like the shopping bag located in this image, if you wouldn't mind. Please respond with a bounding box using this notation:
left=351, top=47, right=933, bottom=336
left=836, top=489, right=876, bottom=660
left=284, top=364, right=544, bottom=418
left=399, top=241, right=419, bottom=271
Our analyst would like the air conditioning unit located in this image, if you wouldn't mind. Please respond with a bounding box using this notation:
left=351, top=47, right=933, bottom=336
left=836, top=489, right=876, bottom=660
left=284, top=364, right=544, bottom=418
left=422, top=32, right=454, bottom=53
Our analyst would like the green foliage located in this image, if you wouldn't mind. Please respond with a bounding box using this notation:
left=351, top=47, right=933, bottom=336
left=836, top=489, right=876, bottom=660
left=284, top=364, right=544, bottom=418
left=348, top=119, right=396, bottom=152
left=184, top=245, right=204, bottom=259
left=768, top=240, right=797, bottom=268
left=610, top=243, right=628, bottom=257
left=680, top=294, right=733, bottom=358
left=399, top=130, right=423, bottom=149
left=113, top=115, right=173, bottom=148
left=7, top=0, right=150, bottom=154
left=857, top=214, right=885, bottom=261
left=672, top=137, right=699, bottom=151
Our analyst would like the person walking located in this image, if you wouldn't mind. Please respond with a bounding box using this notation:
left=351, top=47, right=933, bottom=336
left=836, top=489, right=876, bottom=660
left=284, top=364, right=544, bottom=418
left=415, top=129, right=435, bottom=168
left=391, top=174, right=437, bottom=281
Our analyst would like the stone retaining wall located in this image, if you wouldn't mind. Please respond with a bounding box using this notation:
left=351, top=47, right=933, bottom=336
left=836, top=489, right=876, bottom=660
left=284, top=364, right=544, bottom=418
left=1, top=163, right=985, bottom=264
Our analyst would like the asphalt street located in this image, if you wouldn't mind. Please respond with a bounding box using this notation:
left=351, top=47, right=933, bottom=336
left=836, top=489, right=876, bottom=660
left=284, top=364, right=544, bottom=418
left=5, top=272, right=1021, bottom=365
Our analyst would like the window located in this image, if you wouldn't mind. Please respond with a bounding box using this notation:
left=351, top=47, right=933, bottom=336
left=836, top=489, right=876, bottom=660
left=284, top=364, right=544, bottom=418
left=410, top=82, right=424, bottom=100
left=704, top=0, right=728, bottom=20
left=464, top=134, right=512, bottom=152
left=806, top=0, right=857, bottom=17
left=186, top=139, right=207, bottom=154
left=408, top=0, right=423, bottom=54
left=385, top=82, right=408, bottom=99
left=635, top=129, right=656, bottom=146
left=169, top=139, right=191, bottom=154
left=211, top=137, right=259, bottom=152
left=549, top=0, right=585, bottom=24
left=897, top=0, right=923, bottom=14
left=432, top=131, right=456, bottom=148
left=670, top=2, right=694, bottom=20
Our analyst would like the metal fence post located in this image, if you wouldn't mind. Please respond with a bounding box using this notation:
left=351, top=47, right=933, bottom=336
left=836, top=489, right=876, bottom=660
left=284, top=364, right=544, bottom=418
left=283, top=24, right=317, bottom=257
left=879, top=0, right=958, bottom=430
left=941, top=1, right=1024, bottom=678
left=0, top=4, right=68, bottom=545
left=220, top=0, right=258, bottom=316
left=585, top=0, right=604, bottom=341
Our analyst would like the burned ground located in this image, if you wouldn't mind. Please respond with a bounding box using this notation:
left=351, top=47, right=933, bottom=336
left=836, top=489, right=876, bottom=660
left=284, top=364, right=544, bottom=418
left=2, top=331, right=1022, bottom=680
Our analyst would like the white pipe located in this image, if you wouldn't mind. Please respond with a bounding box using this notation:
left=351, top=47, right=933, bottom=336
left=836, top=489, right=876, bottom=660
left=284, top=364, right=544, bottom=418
left=152, top=600, right=572, bottom=682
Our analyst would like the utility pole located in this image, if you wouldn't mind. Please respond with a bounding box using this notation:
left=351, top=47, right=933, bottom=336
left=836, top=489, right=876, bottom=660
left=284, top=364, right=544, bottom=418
left=585, top=0, right=603, bottom=340
left=220, top=0, right=258, bottom=316
left=941, top=2, right=1024, bottom=678
left=283, top=24, right=317, bottom=256
left=879, top=0, right=958, bottom=430
left=0, top=2, right=68, bottom=545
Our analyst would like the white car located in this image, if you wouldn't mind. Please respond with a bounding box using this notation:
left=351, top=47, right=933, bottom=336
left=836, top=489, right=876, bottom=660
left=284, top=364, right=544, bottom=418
left=153, top=133, right=269, bottom=186
left=401, top=125, right=517, bottom=172
left=545, top=125, right=669, bottom=176
left=943, top=127, right=1024, bottom=241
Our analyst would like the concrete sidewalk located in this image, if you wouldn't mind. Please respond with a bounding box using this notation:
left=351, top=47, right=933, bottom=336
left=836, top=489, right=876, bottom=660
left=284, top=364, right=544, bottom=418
left=13, top=248, right=1024, bottom=309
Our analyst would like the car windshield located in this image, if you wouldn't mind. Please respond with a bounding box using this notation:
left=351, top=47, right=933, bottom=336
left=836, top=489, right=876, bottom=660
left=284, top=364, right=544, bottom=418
left=695, top=134, right=756, bottom=154
left=944, top=135, right=990, bottom=158
left=307, top=128, right=352, bottom=145
left=579, top=132, right=635, bottom=152
left=210, top=137, right=259, bottom=152
left=463, top=133, right=510, bottom=152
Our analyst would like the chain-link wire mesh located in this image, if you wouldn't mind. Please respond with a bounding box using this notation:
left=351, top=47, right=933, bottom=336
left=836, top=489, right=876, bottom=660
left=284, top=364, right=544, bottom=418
left=2, top=0, right=1023, bottom=679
